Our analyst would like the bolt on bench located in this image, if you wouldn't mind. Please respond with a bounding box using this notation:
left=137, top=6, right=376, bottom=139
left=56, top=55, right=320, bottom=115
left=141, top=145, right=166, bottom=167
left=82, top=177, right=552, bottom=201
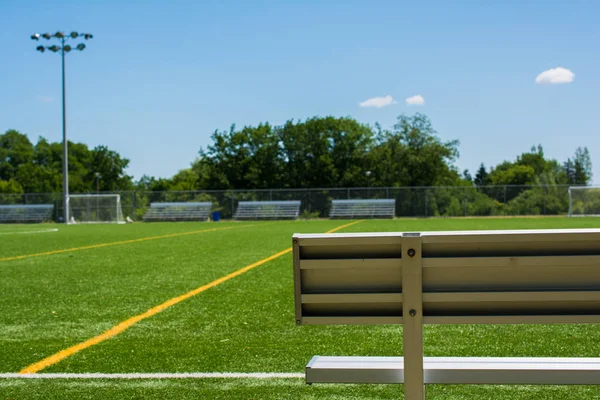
left=292, top=229, right=600, bottom=399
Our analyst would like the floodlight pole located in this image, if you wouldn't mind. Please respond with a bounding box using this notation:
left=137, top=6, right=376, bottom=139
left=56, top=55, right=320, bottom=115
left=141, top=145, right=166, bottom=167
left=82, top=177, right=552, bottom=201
left=61, top=36, right=69, bottom=224
left=31, top=31, right=93, bottom=223
left=95, top=172, right=101, bottom=217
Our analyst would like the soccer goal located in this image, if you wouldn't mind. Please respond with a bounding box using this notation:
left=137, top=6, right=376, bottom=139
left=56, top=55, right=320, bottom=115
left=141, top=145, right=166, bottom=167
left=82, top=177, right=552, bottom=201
left=568, top=186, right=600, bottom=217
left=68, top=194, right=125, bottom=224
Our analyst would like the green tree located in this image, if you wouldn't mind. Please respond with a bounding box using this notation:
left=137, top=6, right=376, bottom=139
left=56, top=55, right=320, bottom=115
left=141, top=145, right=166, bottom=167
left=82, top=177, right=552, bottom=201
left=489, top=164, right=536, bottom=186
left=488, top=145, right=572, bottom=188
left=516, top=145, right=547, bottom=176
left=371, top=114, right=460, bottom=187
left=0, top=130, right=34, bottom=181
left=0, top=180, right=24, bottom=194
left=170, top=168, right=199, bottom=191
left=199, top=123, right=283, bottom=189
left=199, top=117, right=373, bottom=190
left=278, top=117, right=372, bottom=188
left=1, top=130, right=133, bottom=193
left=87, top=145, right=133, bottom=191
left=368, top=123, right=409, bottom=187
left=462, top=169, right=473, bottom=183
left=135, top=175, right=172, bottom=191
left=564, top=147, right=592, bottom=185
left=474, top=163, right=490, bottom=186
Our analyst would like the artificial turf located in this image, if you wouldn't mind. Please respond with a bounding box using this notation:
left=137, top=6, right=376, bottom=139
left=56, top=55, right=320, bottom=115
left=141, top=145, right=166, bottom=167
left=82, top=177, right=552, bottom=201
left=1, top=217, right=600, bottom=399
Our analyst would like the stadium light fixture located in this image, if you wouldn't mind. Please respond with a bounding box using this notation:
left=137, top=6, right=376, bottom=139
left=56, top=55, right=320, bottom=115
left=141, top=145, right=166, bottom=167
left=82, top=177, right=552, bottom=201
left=31, top=31, right=93, bottom=223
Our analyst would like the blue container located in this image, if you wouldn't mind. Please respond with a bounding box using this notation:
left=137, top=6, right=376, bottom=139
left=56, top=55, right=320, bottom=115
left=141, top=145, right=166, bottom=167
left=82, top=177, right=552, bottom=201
left=212, top=211, right=221, bottom=222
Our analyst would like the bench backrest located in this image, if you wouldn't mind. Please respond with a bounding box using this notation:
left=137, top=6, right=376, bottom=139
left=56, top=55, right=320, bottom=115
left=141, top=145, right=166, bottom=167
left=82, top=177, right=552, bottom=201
left=143, top=202, right=212, bottom=221
left=234, top=200, right=301, bottom=220
left=329, top=199, right=395, bottom=219
left=293, top=229, right=600, bottom=325
left=0, top=204, right=54, bottom=223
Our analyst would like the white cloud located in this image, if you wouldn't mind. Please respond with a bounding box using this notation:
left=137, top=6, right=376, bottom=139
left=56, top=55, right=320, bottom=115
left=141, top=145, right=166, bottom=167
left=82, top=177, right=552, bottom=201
left=359, top=95, right=396, bottom=108
left=535, top=67, right=574, bottom=84
left=405, top=95, right=425, bottom=105
left=37, top=95, right=53, bottom=103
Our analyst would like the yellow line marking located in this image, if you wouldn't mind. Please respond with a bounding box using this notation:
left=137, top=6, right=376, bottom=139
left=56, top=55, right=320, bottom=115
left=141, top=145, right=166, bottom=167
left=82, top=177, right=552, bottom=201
left=324, top=220, right=364, bottom=234
left=0, top=225, right=246, bottom=263
left=18, top=219, right=364, bottom=374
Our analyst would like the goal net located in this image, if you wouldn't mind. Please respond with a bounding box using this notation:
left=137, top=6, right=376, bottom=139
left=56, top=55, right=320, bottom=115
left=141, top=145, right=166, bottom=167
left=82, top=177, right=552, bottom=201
left=68, top=194, right=125, bottom=224
left=569, top=186, right=600, bottom=217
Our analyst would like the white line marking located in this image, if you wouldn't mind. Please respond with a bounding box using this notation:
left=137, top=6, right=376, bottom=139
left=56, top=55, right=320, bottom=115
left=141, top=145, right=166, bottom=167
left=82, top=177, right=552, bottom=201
left=0, top=228, right=58, bottom=236
left=0, top=372, right=304, bottom=379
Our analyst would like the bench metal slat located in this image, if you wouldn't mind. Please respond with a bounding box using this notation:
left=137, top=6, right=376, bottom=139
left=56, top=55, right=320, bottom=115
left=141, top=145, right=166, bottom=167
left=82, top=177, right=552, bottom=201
left=297, top=234, right=403, bottom=247
left=300, top=258, right=402, bottom=269
left=301, top=316, right=403, bottom=325
left=423, top=255, right=600, bottom=268
left=306, top=356, right=600, bottom=385
left=423, top=314, right=600, bottom=324
left=302, top=293, right=402, bottom=304
left=423, top=291, right=600, bottom=303
left=420, top=229, right=600, bottom=244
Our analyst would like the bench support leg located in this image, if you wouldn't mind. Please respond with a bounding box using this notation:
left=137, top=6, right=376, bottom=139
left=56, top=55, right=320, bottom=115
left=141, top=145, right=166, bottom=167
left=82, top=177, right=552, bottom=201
left=402, top=234, right=425, bottom=399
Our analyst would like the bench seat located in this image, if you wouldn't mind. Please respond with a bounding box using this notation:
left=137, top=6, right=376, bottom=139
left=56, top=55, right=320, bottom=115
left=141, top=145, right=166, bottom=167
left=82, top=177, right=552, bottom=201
left=307, top=356, right=600, bottom=385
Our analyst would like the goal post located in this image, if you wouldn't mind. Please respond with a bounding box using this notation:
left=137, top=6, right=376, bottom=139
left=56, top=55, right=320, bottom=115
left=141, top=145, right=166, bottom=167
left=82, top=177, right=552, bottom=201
left=568, top=186, right=600, bottom=217
left=67, top=194, right=125, bottom=224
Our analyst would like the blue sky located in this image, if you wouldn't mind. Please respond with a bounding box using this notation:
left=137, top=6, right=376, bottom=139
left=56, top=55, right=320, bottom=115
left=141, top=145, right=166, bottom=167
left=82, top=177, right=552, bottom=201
left=1, top=0, right=598, bottom=183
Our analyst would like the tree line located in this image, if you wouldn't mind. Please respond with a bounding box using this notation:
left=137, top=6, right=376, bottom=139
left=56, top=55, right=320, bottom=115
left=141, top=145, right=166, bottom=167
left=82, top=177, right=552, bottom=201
left=136, top=113, right=593, bottom=194
left=1, top=113, right=592, bottom=197
left=0, top=129, right=132, bottom=194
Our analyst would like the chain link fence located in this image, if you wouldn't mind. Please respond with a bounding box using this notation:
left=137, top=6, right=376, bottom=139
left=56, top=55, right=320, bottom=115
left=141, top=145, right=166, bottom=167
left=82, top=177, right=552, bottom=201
left=0, top=185, right=580, bottom=221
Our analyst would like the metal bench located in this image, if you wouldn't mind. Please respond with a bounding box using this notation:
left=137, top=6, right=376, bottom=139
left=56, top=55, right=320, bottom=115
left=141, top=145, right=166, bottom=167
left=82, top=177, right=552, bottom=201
left=143, top=202, right=212, bottom=222
left=329, top=199, right=395, bottom=219
left=292, top=229, right=600, bottom=399
left=234, top=201, right=300, bottom=220
left=0, top=204, right=54, bottom=223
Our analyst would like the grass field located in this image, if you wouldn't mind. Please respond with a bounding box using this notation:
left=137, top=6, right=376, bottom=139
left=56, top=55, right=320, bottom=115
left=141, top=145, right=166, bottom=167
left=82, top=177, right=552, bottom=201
left=1, top=217, right=600, bottom=399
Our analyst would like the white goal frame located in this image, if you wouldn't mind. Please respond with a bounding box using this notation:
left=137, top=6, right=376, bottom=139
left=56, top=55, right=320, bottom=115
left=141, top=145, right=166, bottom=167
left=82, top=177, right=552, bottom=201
left=568, top=186, right=600, bottom=217
left=67, top=194, right=125, bottom=224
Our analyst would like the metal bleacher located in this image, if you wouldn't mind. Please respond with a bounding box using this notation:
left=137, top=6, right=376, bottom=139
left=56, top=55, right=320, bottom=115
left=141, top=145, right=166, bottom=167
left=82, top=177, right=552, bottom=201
left=329, top=199, right=395, bottom=219
left=234, top=200, right=301, bottom=220
left=0, top=204, right=54, bottom=223
left=143, top=202, right=212, bottom=222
